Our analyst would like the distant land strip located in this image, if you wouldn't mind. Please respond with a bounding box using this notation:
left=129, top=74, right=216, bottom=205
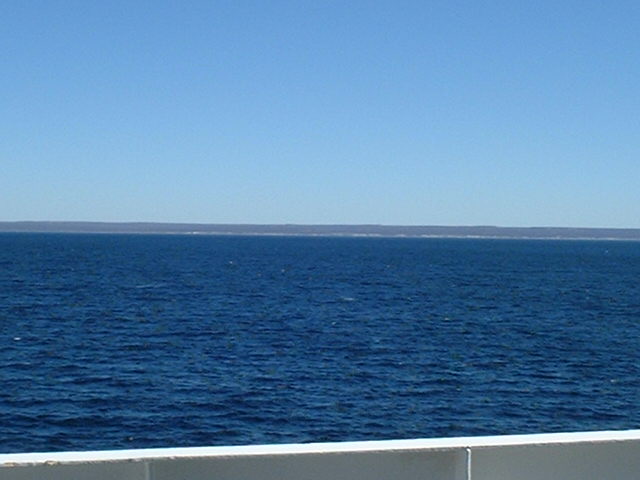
left=1, top=222, right=640, bottom=240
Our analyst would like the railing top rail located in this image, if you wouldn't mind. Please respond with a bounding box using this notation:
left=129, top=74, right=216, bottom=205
left=3, top=429, right=640, bottom=467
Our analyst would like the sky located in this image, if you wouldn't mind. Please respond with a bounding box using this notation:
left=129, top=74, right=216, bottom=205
left=2, top=1, right=639, bottom=228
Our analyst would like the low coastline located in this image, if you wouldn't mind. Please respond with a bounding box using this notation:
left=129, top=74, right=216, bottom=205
left=2, top=221, right=640, bottom=241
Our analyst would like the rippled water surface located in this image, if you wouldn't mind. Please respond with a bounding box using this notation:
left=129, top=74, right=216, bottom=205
left=1, top=233, right=639, bottom=453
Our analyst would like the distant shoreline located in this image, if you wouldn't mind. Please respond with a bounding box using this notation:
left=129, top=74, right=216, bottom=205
left=2, top=221, right=640, bottom=241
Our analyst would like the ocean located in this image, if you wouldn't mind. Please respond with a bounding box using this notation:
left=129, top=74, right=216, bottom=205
left=1, top=233, right=639, bottom=453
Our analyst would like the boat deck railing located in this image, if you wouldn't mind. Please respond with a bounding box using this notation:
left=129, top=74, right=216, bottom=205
left=2, top=429, right=640, bottom=479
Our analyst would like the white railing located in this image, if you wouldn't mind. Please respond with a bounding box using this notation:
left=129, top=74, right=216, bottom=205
left=2, top=430, right=640, bottom=479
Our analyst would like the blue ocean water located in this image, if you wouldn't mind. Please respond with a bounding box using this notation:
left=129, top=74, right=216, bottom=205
left=1, top=233, right=639, bottom=453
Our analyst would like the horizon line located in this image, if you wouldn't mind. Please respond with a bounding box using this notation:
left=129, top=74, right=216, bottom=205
left=2, top=220, right=640, bottom=230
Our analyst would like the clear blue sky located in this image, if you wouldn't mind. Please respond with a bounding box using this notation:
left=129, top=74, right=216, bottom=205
left=2, top=1, right=639, bottom=227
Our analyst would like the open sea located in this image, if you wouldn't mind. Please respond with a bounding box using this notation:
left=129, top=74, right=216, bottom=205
left=1, top=233, right=639, bottom=453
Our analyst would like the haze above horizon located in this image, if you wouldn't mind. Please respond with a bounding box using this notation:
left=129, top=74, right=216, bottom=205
left=3, top=1, right=639, bottom=228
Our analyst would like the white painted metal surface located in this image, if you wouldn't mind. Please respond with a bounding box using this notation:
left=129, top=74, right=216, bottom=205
left=1, top=430, right=639, bottom=479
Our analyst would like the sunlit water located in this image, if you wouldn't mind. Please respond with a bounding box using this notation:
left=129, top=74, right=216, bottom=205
left=1, top=233, right=639, bottom=453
